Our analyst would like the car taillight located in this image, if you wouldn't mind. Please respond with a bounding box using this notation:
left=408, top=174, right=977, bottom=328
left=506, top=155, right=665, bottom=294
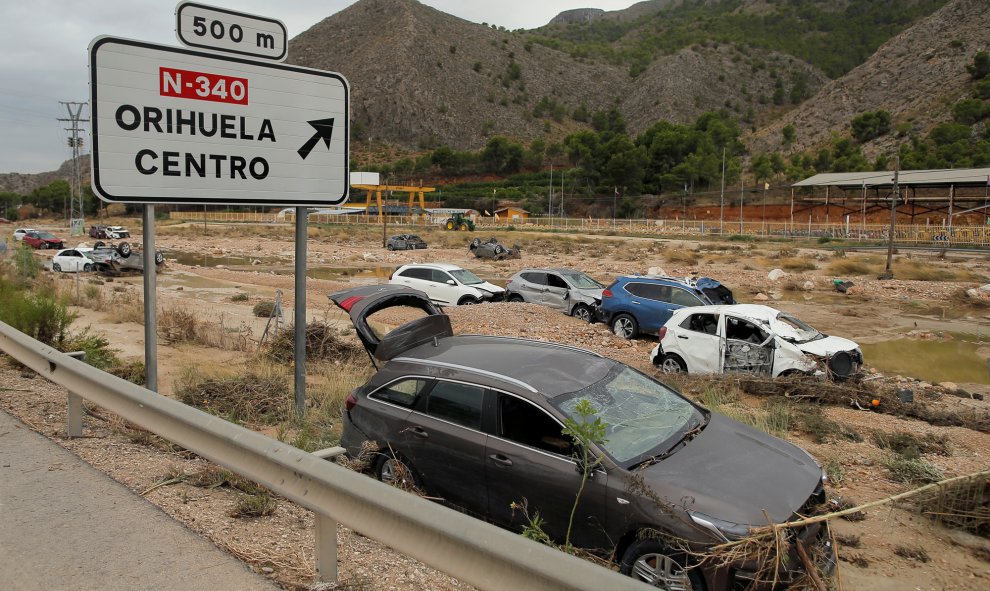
left=345, top=392, right=358, bottom=411
left=603, top=289, right=613, bottom=298
left=658, top=327, right=667, bottom=340
left=338, top=296, right=363, bottom=312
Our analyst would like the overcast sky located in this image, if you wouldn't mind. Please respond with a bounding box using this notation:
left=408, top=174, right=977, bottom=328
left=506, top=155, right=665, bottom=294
left=0, top=0, right=633, bottom=176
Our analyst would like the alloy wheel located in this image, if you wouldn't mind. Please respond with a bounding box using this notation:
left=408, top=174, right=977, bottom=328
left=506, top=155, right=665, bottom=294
left=631, top=553, right=692, bottom=591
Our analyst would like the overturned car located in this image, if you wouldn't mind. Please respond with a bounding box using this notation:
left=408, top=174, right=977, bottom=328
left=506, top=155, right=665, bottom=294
left=651, top=304, right=863, bottom=379
left=469, top=236, right=521, bottom=260
left=85, top=241, right=165, bottom=275
left=329, top=284, right=835, bottom=590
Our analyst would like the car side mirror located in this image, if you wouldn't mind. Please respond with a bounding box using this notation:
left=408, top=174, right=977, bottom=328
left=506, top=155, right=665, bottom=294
left=446, top=279, right=456, bottom=286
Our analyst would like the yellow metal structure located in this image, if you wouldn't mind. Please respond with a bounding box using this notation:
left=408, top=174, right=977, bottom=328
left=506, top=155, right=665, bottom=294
left=352, top=184, right=436, bottom=222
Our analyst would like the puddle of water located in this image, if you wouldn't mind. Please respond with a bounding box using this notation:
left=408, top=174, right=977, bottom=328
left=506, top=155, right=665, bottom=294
left=861, top=338, right=990, bottom=385
left=270, top=266, right=395, bottom=281
left=169, top=251, right=283, bottom=267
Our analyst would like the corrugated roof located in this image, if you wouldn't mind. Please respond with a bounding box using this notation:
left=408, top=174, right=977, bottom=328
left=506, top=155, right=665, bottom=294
left=792, top=167, right=990, bottom=188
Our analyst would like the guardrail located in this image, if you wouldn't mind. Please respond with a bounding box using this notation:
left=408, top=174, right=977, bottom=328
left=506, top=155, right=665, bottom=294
left=0, top=321, right=649, bottom=591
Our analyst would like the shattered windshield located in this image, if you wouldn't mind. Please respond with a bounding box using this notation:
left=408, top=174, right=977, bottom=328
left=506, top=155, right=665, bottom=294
left=772, top=312, right=823, bottom=344
left=561, top=271, right=604, bottom=289
left=552, top=366, right=698, bottom=464
left=449, top=269, right=483, bottom=285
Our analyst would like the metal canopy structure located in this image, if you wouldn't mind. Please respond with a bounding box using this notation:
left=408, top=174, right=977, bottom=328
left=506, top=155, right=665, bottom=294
left=790, top=167, right=990, bottom=224
left=353, top=184, right=436, bottom=222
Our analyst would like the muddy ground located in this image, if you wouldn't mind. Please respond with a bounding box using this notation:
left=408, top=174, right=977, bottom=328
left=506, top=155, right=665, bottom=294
left=3, top=220, right=990, bottom=590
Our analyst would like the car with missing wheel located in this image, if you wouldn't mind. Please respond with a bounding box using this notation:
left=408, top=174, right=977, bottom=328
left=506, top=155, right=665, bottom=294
left=602, top=275, right=735, bottom=339
left=84, top=241, right=165, bottom=275
left=385, top=234, right=428, bottom=251
left=22, top=231, right=65, bottom=250
left=651, top=304, right=863, bottom=380
left=329, top=285, right=835, bottom=590
left=389, top=262, right=504, bottom=306
left=505, top=268, right=604, bottom=322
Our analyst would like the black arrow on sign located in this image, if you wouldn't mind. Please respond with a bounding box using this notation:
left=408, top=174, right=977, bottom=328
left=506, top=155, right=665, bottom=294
left=297, top=118, right=335, bottom=160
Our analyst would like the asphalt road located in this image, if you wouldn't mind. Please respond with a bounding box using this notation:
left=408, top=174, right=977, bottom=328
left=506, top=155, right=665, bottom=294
left=0, top=409, right=277, bottom=591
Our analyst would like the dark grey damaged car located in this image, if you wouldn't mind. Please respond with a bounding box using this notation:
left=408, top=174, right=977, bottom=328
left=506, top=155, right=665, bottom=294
left=330, top=285, right=834, bottom=590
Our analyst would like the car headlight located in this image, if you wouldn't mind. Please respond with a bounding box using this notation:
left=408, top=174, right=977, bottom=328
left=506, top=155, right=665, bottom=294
left=689, top=511, right=753, bottom=542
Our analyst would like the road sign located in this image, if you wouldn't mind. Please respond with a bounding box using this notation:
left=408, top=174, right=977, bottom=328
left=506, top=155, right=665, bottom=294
left=89, top=36, right=349, bottom=206
left=176, top=2, right=287, bottom=61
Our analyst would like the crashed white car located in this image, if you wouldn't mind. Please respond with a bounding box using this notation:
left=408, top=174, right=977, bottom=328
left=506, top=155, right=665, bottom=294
left=650, top=304, right=863, bottom=379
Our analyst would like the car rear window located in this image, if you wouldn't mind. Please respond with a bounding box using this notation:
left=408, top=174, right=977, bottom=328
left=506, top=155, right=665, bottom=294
left=371, top=378, right=431, bottom=408
left=625, top=282, right=670, bottom=302
left=426, top=381, right=484, bottom=430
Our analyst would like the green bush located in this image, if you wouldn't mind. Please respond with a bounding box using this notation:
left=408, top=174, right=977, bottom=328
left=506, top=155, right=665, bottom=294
left=0, top=276, right=75, bottom=346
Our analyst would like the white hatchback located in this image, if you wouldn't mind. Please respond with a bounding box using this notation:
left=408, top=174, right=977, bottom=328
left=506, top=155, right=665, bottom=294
left=52, top=248, right=95, bottom=273
left=13, top=228, right=38, bottom=241
left=650, top=304, right=862, bottom=379
left=389, top=263, right=504, bottom=306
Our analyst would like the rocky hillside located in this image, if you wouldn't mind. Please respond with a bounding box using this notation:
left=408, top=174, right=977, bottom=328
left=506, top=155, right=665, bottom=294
left=0, top=157, right=88, bottom=195
left=288, top=0, right=824, bottom=150
left=747, top=0, right=990, bottom=158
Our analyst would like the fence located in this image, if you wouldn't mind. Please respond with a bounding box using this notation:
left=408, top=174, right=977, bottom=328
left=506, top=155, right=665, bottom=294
left=0, top=321, right=648, bottom=591
left=168, top=211, right=990, bottom=246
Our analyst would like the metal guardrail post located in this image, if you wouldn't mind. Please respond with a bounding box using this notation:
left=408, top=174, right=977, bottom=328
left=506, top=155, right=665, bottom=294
left=65, top=350, right=86, bottom=438
left=315, top=514, right=338, bottom=582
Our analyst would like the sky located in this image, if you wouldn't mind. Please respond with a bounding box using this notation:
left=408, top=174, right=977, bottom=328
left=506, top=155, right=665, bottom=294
left=0, top=0, right=634, bottom=176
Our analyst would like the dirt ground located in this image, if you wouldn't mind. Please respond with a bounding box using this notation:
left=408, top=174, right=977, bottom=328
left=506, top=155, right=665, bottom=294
left=3, top=220, right=990, bottom=590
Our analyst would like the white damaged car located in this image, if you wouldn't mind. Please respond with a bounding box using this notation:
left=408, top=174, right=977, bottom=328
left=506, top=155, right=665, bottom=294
left=651, top=304, right=862, bottom=379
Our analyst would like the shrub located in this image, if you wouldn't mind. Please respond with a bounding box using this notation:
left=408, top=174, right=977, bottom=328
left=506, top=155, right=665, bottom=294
left=0, top=276, right=75, bottom=346
left=252, top=300, right=276, bottom=317
left=884, top=455, right=944, bottom=484
left=230, top=293, right=249, bottom=302
left=851, top=110, right=891, bottom=142
left=176, top=365, right=290, bottom=425
left=231, top=492, right=277, bottom=518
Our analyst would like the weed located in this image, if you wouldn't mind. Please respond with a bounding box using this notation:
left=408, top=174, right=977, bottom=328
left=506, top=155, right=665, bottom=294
left=176, top=363, right=291, bottom=425
left=253, top=300, right=276, bottom=317
left=826, top=259, right=873, bottom=276
left=884, top=455, right=944, bottom=484
left=158, top=306, right=198, bottom=343
left=0, top=274, right=75, bottom=346
left=231, top=492, right=277, bottom=518
left=794, top=406, right=861, bottom=444
left=231, top=292, right=249, bottom=302
left=666, top=249, right=699, bottom=265
left=871, top=430, right=951, bottom=458
left=823, top=457, right=845, bottom=486
left=265, top=323, right=363, bottom=364
left=835, top=533, right=860, bottom=548
left=893, top=545, right=930, bottom=562
left=779, top=257, right=816, bottom=272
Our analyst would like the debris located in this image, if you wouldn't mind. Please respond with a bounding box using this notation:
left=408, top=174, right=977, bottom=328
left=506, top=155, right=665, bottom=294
left=768, top=268, right=787, bottom=281
left=803, top=280, right=815, bottom=291
left=647, top=266, right=667, bottom=276
left=833, top=279, right=855, bottom=293
left=754, top=292, right=769, bottom=301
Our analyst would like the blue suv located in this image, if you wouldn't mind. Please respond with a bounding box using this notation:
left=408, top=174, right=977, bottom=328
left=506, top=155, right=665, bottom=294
left=601, top=275, right=735, bottom=339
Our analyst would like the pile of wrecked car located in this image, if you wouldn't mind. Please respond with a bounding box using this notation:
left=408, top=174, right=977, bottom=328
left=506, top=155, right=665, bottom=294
left=469, top=236, right=521, bottom=260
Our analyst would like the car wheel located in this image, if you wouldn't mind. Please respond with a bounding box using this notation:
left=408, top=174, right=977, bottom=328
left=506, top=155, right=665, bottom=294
left=44, top=242, right=53, bottom=249
left=386, top=243, right=394, bottom=251
left=620, top=539, right=703, bottom=591
left=458, top=296, right=480, bottom=305
left=507, top=294, right=524, bottom=303
left=470, top=238, right=481, bottom=250
left=94, top=241, right=105, bottom=249
left=154, top=251, right=165, bottom=266
left=52, top=262, right=61, bottom=272
left=117, top=241, right=131, bottom=258
left=660, top=354, right=687, bottom=374
left=612, top=314, right=639, bottom=339
left=83, top=263, right=93, bottom=272
left=572, top=304, right=593, bottom=323
left=374, top=451, right=421, bottom=492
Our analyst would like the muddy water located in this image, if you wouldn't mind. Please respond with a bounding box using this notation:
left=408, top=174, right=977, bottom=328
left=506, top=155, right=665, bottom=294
left=860, top=337, right=990, bottom=385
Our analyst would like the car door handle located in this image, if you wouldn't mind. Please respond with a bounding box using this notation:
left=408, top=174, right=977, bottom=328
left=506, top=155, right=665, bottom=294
left=489, top=454, right=513, bottom=467
left=631, top=301, right=641, bottom=305
left=678, top=335, right=689, bottom=339
left=410, top=426, right=429, bottom=439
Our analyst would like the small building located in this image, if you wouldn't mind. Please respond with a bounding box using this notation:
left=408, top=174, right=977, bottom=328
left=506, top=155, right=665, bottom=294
left=495, top=206, right=529, bottom=221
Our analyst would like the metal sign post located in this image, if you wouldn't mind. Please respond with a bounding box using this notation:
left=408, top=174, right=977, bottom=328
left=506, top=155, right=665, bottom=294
left=143, top=205, right=158, bottom=391
left=295, top=208, right=307, bottom=417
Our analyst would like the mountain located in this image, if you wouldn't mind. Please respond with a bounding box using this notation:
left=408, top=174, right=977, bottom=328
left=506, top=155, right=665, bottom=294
left=0, top=158, right=87, bottom=196
left=747, top=0, right=990, bottom=158
left=287, top=0, right=825, bottom=151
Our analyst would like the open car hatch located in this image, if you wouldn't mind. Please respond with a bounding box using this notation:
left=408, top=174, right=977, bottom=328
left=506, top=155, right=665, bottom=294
left=329, top=285, right=451, bottom=361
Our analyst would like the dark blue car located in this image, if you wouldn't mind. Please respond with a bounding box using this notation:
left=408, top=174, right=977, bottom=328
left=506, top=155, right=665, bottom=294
left=601, top=275, right=735, bottom=339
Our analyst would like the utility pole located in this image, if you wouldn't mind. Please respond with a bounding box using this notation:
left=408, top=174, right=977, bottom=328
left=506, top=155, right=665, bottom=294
left=58, top=101, right=89, bottom=236
left=881, top=154, right=900, bottom=280
left=719, top=147, right=726, bottom=235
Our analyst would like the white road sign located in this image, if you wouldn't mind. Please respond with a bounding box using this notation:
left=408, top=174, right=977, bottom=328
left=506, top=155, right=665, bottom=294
left=89, top=36, right=348, bottom=206
left=176, top=2, right=287, bottom=61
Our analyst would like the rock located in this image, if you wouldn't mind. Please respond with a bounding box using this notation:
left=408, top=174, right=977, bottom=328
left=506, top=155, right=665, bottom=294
left=770, top=291, right=782, bottom=301
left=938, top=381, right=958, bottom=391
left=803, top=280, right=815, bottom=290
left=261, top=567, right=274, bottom=574
left=647, top=266, right=667, bottom=276
left=754, top=292, right=769, bottom=301
left=980, top=284, right=990, bottom=293
left=768, top=268, right=787, bottom=281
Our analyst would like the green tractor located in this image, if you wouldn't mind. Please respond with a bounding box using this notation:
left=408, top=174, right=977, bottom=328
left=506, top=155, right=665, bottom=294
left=444, top=212, right=475, bottom=231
